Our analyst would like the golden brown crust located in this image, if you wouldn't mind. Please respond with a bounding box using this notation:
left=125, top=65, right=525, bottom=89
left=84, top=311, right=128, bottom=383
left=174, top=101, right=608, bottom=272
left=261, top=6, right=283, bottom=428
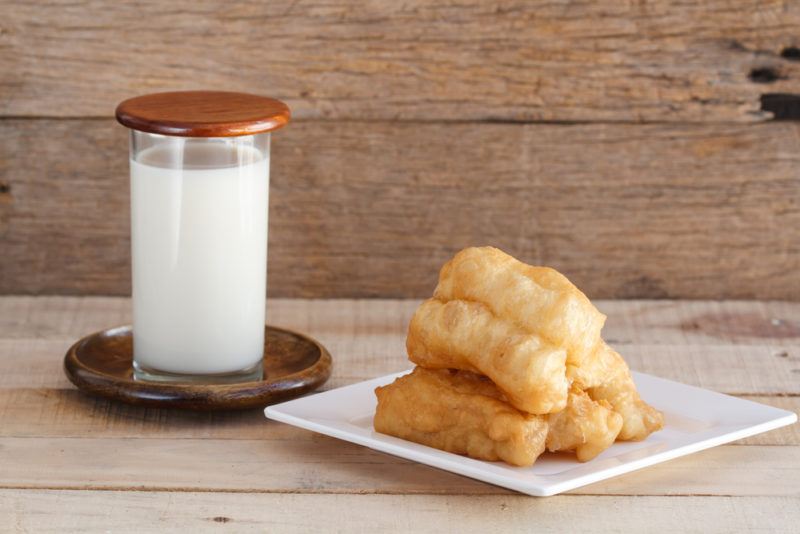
left=429, top=247, right=662, bottom=442
left=433, top=247, right=607, bottom=369
left=407, top=298, right=568, bottom=414
left=582, top=343, right=664, bottom=441
left=374, top=367, right=549, bottom=467
left=546, top=387, right=623, bottom=462
left=377, top=246, right=663, bottom=467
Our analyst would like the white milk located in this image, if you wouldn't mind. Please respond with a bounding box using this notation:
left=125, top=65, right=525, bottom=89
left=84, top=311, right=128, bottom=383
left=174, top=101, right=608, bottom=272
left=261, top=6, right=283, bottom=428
left=130, top=142, right=269, bottom=375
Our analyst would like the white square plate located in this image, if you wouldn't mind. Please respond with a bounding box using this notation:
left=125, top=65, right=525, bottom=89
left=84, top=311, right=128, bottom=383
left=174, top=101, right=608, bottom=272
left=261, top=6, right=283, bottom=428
left=265, top=370, right=796, bottom=496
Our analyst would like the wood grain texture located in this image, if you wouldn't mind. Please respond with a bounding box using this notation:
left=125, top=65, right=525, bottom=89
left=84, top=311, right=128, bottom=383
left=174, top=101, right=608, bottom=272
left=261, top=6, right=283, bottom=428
left=2, top=298, right=798, bottom=394
left=5, top=297, right=798, bottom=346
left=2, top=1, right=800, bottom=122
left=2, top=120, right=798, bottom=299
left=2, top=388, right=795, bottom=445
left=63, top=325, right=332, bottom=410
left=3, top=0, right=799, bottom=525
left=6, top=338, right=800, bottom=394
left=0, top=297, right=798, bottom=528
left=1, top=437, right=798, bottom=497
left=3, top=491, right=798, bottom=533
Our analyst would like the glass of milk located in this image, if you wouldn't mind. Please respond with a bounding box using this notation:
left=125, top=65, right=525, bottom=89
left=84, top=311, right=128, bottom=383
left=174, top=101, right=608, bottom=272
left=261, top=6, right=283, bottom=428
left=116, top=91, right=289, bottom=384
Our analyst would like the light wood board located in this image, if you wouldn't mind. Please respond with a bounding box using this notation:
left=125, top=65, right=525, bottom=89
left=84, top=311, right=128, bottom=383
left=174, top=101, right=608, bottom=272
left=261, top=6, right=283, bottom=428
left=0, top=297, right=798, bottom=532
left=2, top=491, right=798, bottom=533
left=2, top=120, right=798, bottom=298
left=2, top=0, right=799, bottom=122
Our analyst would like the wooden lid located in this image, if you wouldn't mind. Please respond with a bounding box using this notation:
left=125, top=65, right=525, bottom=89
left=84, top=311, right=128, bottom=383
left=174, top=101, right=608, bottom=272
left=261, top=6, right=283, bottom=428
left=115, top=91, right=290, bottom=137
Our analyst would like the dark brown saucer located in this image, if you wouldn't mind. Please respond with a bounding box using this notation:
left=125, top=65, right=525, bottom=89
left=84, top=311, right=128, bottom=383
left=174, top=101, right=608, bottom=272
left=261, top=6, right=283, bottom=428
left=63, top=325, right=332, bottom=410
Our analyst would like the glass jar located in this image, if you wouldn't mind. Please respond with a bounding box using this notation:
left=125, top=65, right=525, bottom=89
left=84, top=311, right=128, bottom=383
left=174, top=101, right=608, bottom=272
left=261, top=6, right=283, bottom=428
left=116, top=91, right=290, bottom=383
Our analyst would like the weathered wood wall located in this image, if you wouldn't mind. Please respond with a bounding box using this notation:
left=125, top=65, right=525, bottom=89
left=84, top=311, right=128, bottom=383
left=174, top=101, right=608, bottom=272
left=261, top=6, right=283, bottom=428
left=1, top=0, right=799, bottom=298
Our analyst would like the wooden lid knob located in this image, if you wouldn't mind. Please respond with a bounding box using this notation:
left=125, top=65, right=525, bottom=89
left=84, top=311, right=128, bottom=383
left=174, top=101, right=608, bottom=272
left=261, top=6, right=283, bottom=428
left=115, top=91, right=290, bottom=137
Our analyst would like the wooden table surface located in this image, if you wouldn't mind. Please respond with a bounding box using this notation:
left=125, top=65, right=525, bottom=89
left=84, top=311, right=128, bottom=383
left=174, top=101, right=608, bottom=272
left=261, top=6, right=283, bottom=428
left=1, top=297, right=798, bottom=532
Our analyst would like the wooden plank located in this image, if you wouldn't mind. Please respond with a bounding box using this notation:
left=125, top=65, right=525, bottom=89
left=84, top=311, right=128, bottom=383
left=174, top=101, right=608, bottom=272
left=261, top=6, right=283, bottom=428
left=3, top=337, right=798, bottom=394
left=1, top=298, right=797, bottom=393
left=3, top=329, right=799, bottom=395
left=0, top=336, right=410, bottom=390
left=3, top=297, right=798, bottom=347
left=0, top=298, right=796, bottom=505
left=2, top=491, right=797, bottom=533
left=1, top=388, right=796, bottom=445
left=2, top=1, right=800, bottom=122
left=2, top=121, right=799, bottom=299
left=0, top=436, right=797, bottom=497
left=598, top=300, right=800, bottom=347
left=0, top=297, right=419, bottom=342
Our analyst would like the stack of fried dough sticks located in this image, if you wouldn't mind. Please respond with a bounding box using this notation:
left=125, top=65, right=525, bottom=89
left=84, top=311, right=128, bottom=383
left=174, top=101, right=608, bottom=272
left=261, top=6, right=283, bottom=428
left=374, top=247, right=663, bottom=467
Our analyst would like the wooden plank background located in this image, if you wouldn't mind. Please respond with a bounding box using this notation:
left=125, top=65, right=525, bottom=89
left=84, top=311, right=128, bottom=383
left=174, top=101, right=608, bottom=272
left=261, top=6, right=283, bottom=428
left=4, top=0, right=800, bottom=122
left=1, top=0, right=799, bottom=298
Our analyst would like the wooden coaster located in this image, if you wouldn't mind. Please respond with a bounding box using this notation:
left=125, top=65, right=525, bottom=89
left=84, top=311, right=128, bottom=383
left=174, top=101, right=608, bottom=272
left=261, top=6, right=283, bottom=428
left=63, top=325, right=332, bottom=410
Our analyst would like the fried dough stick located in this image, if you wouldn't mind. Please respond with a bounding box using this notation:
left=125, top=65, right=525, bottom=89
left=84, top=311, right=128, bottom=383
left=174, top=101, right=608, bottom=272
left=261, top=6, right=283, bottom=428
left=407, top=298, right=568, bottom=414
left=374, top=367, right=549, bottom=467
left=577, top=343, right=664, bottom=441
left=546, top=388, right=623, bottom=461
left=433, top=247, right=606, bottom=369
left=432, top=247, right=661, bottom=441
